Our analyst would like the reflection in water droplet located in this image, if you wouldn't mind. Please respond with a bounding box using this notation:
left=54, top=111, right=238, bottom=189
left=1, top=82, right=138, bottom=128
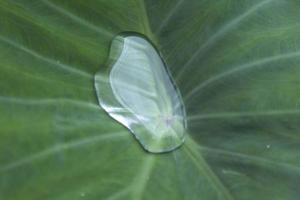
left=80, top=192, right=85, bottom=197
left=94, top=33, right=186, bottom=153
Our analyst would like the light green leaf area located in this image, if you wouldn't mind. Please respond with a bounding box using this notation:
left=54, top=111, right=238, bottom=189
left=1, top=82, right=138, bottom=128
left=1, top=0, right=300, bottom=199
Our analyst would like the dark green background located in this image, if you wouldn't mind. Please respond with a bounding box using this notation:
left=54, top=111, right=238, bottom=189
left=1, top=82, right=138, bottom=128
left=1, top=0, right=300, bottom=199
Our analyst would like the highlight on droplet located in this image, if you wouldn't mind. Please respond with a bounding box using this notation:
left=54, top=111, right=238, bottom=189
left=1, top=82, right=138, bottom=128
left=94, top=32, right=186, bottom=153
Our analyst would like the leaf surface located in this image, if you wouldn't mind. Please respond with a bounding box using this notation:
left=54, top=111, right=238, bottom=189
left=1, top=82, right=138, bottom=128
left=1, top=0, right=300, bottom=199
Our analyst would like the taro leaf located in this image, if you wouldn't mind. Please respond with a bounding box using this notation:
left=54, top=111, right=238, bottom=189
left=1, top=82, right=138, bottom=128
left=1, top=0, right=300, bottom=200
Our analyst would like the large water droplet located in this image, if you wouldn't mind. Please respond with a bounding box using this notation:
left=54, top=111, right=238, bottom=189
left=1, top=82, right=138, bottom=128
left=94, top=33, right=186, bottom=153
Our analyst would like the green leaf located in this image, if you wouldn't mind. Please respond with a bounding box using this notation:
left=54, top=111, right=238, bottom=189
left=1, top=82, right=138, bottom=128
left=1, top=0, right=300, bottom=199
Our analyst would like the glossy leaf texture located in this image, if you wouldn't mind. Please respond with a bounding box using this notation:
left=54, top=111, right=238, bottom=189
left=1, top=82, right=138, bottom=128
left=1, top=0, right=300, bottom=200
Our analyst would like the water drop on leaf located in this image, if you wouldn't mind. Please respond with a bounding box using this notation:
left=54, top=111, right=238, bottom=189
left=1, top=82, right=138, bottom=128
left=94, top=33, right=186, bottom=153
